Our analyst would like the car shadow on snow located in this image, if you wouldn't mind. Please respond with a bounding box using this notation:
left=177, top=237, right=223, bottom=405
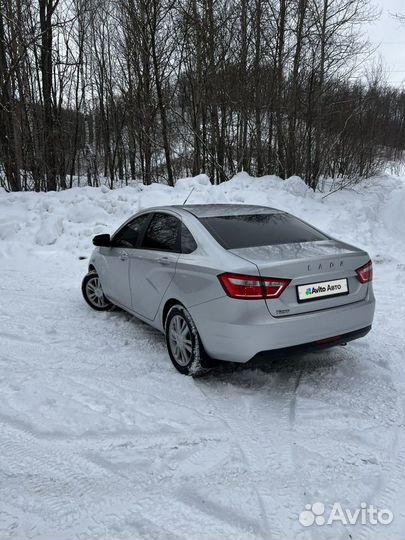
left=204, top=345, right=351, bottom=385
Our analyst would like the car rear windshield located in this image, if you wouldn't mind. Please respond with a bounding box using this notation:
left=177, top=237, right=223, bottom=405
left=199, top=213, right=328, bottom=249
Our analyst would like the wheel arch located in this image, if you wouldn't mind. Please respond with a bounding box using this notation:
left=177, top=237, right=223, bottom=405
left=162, top=298, right=184, bottom=328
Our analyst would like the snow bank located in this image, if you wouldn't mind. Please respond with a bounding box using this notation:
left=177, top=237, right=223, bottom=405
left=0, top=172, right=403, bottom=262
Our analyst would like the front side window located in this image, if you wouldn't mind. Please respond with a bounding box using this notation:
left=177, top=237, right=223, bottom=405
left=200, top=213, right=328, bottom=249
left=141, top=213, right=180, bottom=252
left=113, top=213, right=151, bottom=248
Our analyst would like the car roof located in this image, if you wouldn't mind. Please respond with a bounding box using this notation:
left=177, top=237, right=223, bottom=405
left=170, top=204, right=283, bottom=218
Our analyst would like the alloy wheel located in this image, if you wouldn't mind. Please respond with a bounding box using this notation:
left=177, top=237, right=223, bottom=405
left=168, top=314, right=193, bottom=366
left=85, top=275, right=109, bottom=309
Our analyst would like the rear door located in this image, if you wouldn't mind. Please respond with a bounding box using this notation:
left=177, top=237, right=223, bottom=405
left=129, top=212, right=181, bottom=320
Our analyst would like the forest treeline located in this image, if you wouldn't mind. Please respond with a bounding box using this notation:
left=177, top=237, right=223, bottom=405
left=0, top=0, right=404, bottom=192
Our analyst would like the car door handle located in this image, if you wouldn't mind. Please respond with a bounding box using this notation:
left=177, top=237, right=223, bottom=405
left=157, top=256, right=170, bottom=265
left=120, top=251, right=128, bottom=261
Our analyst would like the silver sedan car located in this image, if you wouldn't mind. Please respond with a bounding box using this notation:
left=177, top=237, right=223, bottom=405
left=82, top=204, right=375, bottom=375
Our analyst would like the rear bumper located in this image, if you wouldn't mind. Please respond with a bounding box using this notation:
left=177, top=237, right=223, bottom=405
left=189, top=292, right=375, bottom=363
left=250, top=325, right=372, bottom=363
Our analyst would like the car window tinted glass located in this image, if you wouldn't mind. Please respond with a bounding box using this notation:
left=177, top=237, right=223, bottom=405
left=113, top=213, right=150, bottom=248
left=200, top=213, right=328, bottom=249
left=181, top=223, right=197, bottom=253
left=141, top=213, right=180, bottom=252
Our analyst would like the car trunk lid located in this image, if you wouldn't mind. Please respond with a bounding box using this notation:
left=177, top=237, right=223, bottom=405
left=230, top=240, right=370, bottom=317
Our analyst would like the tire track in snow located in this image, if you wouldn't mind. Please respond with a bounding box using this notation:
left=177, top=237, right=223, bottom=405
left=0, top=424, right=115, bottom=535
left=196, top=380, right=273, bottom=540
left=194, top=367, right=313, bottom=540
left=288, top=367, right=304, bottom=427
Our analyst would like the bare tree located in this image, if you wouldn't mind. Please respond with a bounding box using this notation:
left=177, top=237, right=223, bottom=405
left=0, top=0, right=403, bottom=192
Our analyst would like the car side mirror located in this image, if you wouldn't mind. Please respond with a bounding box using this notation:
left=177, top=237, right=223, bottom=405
left=93, top=234, right=111, bottom=247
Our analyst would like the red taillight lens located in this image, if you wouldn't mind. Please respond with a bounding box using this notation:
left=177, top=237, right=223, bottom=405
left=355, top=260, right=373, bottom=283
left=316, top=335, right=341, bottom=344
left=218, top=273, right=290, bottom=299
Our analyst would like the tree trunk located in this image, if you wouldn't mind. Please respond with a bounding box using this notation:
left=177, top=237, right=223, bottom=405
left=0, top=5, right=21, bottom=191
left=254, top=0, right=263, bottom=176
left=39, top=0, right=57, bottom=191
left=275, top=0, right=286, bottom=177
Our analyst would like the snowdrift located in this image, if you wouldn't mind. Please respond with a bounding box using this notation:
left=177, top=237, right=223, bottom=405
left=0, top=172, right=403, bottom=263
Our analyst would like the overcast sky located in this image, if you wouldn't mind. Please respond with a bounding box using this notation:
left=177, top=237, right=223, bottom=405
left=366, top=0, right=405, bottom=88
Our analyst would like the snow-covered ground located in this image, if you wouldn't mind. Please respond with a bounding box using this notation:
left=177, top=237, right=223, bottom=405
left=0, top=173, right=404, bottom=540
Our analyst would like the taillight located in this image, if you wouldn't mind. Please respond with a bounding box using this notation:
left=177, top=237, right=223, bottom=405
left=218, top=273, right=290, bottom=299
left=355, top=260, right=373, bottom=283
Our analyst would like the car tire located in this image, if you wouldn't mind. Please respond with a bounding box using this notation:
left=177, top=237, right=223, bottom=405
left=82, top=271, right=115, bottom=311
left=165, top=304, right=212, bottom=376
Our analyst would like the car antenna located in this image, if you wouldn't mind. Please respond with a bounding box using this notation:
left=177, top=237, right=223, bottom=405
left=182, top=187, right=195, bottom=205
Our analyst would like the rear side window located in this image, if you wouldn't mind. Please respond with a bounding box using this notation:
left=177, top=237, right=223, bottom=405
left=113, top=213, right=151, bottom=248
left=181, top=223, right=197, bottom=253
left=141, top=213, right=180, bottom=252
left=200, top=213, right=328, bottom=249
